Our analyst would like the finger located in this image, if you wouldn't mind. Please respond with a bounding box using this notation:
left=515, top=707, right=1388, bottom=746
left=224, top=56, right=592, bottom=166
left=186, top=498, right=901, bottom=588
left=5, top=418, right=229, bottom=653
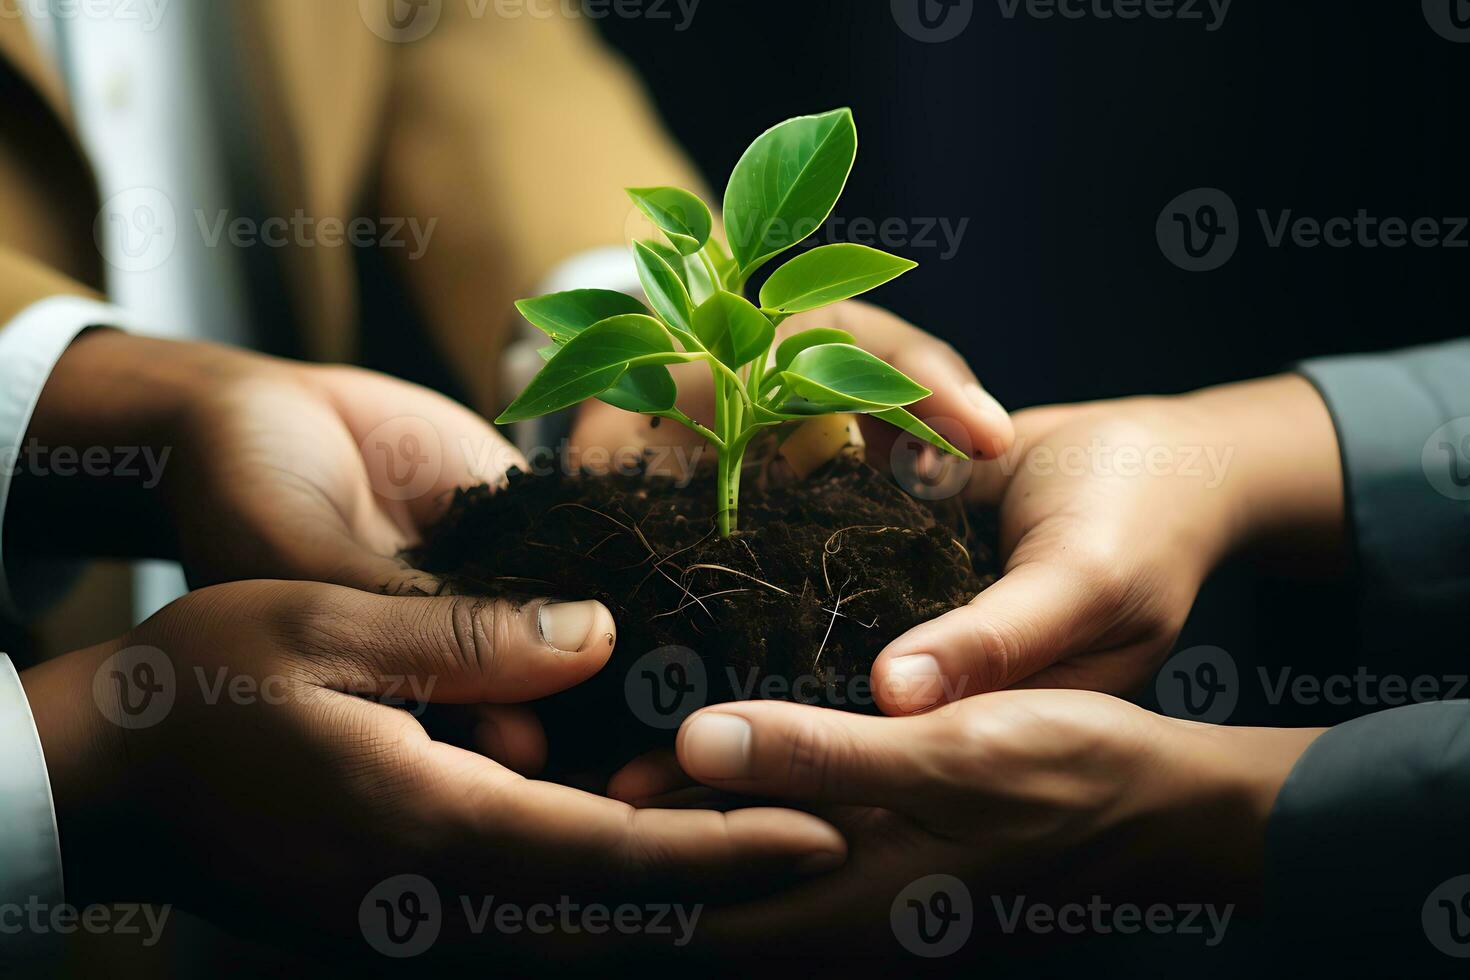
left=279, top=583, right=617, bottom=704
left=887, top=343, right=1015, bottom=461
left=314, top=365, right=528, bottom=528
left=871, top=561, right=1100, bottom=713
left=607, top=749, right=693, bottom=803
left=818, top=306, right=1014, bottom=461
left=958, top=403, right=1093, bottom=507
left=432, top=742, right=848, bottom=894
left=674, top=701, right=936, bottom=810
left=473, top=705, right=548, bottom=776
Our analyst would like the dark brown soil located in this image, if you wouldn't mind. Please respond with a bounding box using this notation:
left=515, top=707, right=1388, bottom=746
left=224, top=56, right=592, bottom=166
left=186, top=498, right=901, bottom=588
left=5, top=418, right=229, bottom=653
left=413, top=456, right=997, bottom=772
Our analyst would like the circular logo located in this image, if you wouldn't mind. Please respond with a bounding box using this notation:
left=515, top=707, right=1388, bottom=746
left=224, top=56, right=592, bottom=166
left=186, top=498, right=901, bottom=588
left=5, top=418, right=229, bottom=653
left=891, top=0, right=975, bottom=43
left=1424, top=0, right=1470, bottom=42
left=1423, top=874, right=1470, bottom=958
left=1155, top=645, right=1238, bottom=724
left=1156, top=188, right=1239, bottom=272
left=891, top=874, right=973, bottom=958
left=1422, top=418, right=1470, bottom=502
left=625, top=645, right=707, bottom=730
left=359, top=0, right=443, bottom=43
left=95, top=187, right=177, bottom=273
left=359, top=415, right=444, bottom=503
left=889, top=416, right=974, bottom=501
left=360, top=874, right=442, bottom=958
left=92, top=645, right=176, bottom=730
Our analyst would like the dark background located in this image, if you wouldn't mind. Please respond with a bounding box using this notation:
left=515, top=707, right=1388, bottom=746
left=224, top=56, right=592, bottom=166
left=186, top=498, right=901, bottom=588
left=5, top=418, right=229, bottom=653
left=592, top=0, right=1467, bottom=733
left=599, top=0, right=1463, bottom=407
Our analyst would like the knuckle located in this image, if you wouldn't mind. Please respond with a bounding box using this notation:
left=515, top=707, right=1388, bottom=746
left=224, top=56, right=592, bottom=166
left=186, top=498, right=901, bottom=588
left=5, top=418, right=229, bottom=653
left=782, top=719, right=850, bottom=797
left=960, top=613, right=1027, bottom=693
left=447, top=597, right=499, bottom=681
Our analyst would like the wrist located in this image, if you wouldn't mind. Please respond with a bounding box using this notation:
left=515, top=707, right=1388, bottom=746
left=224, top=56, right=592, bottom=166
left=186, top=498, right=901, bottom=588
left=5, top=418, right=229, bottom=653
left=19, top=644, right=149, bottom=905
left=8, top=332, right=264, bottom=561
left=1180, top=374, right=1347, bottom=570
left=1149, top=718, right=1324, bottom=907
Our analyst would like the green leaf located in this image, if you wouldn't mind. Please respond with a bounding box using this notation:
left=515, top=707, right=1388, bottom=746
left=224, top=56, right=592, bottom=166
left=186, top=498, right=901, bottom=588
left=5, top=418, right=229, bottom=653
left=760, top=244, right=917, bottom=314
left=724, top=108, right=858, bottom=279
left=535, top=334, right=678, bottom=415
left=642, top=240, right=691, bottom=289
left=872, top=407, right=965, bottom=458
left=496, top=314, right=680, bottom=424
left=626, top=187, right=713, bottom=256
left=600, top=365, right=679, bottom=414
left=692, top=291, right=776, bottom=369
left=776, top=343, right=930, bottom=411
left=773, top=327, right=856, bottom=373
left=633, top=241, right=696, bottom=339
left=516, top=290, right=649, bottom=343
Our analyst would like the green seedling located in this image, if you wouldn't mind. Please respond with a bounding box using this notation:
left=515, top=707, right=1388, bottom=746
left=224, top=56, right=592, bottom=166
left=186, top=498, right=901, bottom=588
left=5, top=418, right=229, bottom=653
left=497, top=108, right=963, bottom=535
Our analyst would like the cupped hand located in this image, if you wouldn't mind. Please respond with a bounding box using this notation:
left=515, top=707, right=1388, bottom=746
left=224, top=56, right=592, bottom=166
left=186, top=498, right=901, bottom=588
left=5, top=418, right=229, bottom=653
left=17, top=329, right=525, bottom=596
left=612, top=693, right=1319, bottom=953
left=869, top=375, right=1346, bottom=713
left=21, top=581, right=846, bottom=951
left=568, top=300, right=1015, bottom=477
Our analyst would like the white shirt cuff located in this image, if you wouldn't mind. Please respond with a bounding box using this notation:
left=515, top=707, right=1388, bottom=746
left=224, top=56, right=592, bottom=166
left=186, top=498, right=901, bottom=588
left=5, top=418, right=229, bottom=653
left=0, top=653, right=63, bottom=958
left=0, top=297, right=143, bottom=622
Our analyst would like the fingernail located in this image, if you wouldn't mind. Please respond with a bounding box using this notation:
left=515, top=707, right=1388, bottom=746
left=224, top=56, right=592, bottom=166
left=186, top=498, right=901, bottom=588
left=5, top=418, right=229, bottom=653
left=884, top=654, right=944, bottom=713
left=797, top=850, right=846, bottom=876
left=538, top=600, right=602, bottom=652
left=682, top=713, right=752, bottom=780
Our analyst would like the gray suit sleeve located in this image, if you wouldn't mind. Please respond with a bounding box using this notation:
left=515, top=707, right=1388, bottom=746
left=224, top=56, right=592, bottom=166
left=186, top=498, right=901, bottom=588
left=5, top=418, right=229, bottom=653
left=1266, top=701, right=1470, bottom=965
left=1264, top=343, right=1470, bottom=966
left=1297, top=340, right=1470, bottom=619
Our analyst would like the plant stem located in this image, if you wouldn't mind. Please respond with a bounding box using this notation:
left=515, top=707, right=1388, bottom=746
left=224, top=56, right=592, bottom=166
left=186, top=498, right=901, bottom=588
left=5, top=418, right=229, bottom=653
left=660, top=409, right=723, bottom=449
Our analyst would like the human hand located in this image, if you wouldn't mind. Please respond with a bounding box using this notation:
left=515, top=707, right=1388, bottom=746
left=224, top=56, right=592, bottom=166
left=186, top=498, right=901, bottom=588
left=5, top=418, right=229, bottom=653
left=567, top=299, right=1015, bottom=478
left=614, top=693, right=1320, bottom=953
left=20, top=581, right=845, bottom=951
left=868, top=375, right=1347, bottom=713
left=14, top=330, right=523, bottom=594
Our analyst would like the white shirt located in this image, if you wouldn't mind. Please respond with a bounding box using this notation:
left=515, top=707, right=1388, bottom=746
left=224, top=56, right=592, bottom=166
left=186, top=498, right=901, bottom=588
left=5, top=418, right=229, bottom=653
left=0, top=2, right=638, bottom=953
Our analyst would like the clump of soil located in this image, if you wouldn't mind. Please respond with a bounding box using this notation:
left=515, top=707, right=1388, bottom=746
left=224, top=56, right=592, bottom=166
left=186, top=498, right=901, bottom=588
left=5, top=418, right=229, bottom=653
left=414, top=456, right=997, bottom=771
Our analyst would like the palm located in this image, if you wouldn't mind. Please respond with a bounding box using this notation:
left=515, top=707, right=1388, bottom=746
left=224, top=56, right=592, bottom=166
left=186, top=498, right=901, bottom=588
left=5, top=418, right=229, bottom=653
left=170, top=364, right=523, bottom=594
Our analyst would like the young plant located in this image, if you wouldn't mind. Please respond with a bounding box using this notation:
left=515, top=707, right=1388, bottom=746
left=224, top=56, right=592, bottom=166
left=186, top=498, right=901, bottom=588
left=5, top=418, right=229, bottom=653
left=496, top=108, right=963, bottom=536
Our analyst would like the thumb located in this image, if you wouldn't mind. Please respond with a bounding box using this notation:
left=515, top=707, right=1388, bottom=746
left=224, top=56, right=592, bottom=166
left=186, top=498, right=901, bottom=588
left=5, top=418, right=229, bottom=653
left=284, top=584, right=617, bottom=704
left=870, top=561, right=1099, bottom=714
left=675, top=700, right=936, bottom=811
